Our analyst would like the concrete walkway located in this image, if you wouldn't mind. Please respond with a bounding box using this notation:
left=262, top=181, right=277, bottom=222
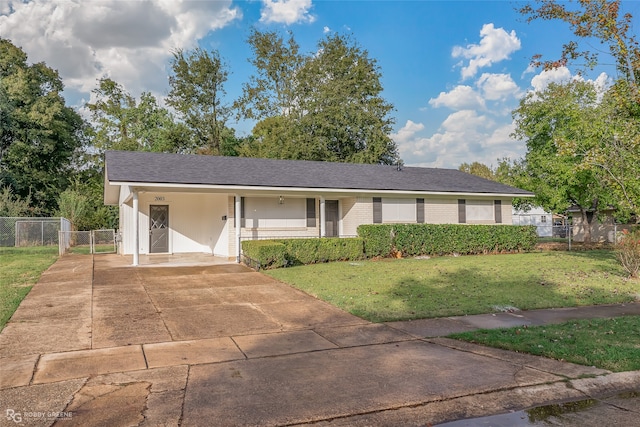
left=0, top=254, right=639, bottom=426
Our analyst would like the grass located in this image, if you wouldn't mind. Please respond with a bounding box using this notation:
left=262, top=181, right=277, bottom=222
left=0, top=246, right=59, bottom=330
left=449, top=316, right=640, bottom=372
left=265, top=250, right=640, bottom=322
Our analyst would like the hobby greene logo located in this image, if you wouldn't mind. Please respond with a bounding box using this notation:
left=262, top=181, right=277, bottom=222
left=6, top=409, right=22, bottom=423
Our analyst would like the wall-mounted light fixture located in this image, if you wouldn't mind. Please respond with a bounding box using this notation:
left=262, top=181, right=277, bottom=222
left=279, top=195, right=284, bottom=204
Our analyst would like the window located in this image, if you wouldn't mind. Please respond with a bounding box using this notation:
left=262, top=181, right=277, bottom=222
left=244, top=197, right=306, bottom=228
left=381, top=198, right=416, bottom=223
left=465, top=200, right=494, bottom=222
left=541, top=215, right=547, bottom=223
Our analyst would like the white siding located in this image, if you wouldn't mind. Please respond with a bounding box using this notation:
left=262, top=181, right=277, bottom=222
left=120, top=192, right=229, bottom=256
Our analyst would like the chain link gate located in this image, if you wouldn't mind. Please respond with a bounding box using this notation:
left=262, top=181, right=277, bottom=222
left=58, top=229, right=116, bottom=255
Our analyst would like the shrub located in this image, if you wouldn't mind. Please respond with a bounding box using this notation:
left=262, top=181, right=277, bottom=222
left=358, top=224, right=538, bottom=258
left=276, top=237, right=364, bottom=266
left=242, top=237, right=364, bottom=269
left=241, top=240, right=287, bottom=270
left=616, top=228, right=640, bottom=279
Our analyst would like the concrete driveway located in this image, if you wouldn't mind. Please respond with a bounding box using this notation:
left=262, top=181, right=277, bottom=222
left=1, top=254, right=639, bottom=426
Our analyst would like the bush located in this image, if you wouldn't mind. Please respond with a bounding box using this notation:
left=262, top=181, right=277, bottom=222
left=242, top=238, right=364, bottom=269
left=277, top=237, right=363, bottom=266
left=241, top=240, right=287, bottom=270
left=616, top=228, right=640, bottom=279
left=357, top=224, right=538, bottom=258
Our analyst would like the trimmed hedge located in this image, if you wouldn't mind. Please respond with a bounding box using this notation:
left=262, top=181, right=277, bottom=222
left=276, top=237, right=364, bottom=266
left=242, top=237, right=364, bottom=269
left=241, top=240, right=287, bottom=270
left=357, top=224, right=538, bottom=257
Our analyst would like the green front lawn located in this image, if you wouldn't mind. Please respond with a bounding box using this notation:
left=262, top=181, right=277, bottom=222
left=450, top=316, right=640, bottom=372
left=0, top=246, right=59, bottom=330
left=265, top=250, right=639, bottom=322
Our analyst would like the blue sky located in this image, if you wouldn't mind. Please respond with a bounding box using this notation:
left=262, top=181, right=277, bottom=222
left=2, top=0, right=636, bottom=168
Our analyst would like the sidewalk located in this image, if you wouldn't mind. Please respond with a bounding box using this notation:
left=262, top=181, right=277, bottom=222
left=0, top=254, right=639, bottom=426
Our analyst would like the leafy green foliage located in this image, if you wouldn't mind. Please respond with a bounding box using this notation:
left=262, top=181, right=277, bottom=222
left=241, top=240, right=287, bottom=269
left=512, top=80, right=618, bottom=242
left=275, top=237, right=364, bottom=266
left=519, top=1, right=640, bottom=220
left=0, top=38, right=86, bottom=214
left=87, top=78, right=190, bottom=154
left=236, top=30, right=398, bottom=165
left=168, top=48, right=235, bottom=156
left=55, top=186, right=88, bottom=231
left=0, top=187, right=32, bottom=217
left=242, top=238, right=364, bottom=269
left=357, top=224, right=538, bottom=258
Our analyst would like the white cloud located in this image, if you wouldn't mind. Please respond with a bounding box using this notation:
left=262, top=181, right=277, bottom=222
left=323, top=26, right=331, bottom=34
left=476, top=73, right=521, bottom=101
left=393, top=112, right=526, bottom=169
left=530, top=66, right=573, bottom=93
left=452, top=23, right=521, bottom=79
left=260, top=0, right=315, bottom=25
left=429, top=85, right=485, bottom=110
left=0, top=0, right=240, bottom=97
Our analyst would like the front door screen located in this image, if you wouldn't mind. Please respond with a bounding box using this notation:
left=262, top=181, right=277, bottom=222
left=149, top=205, right=169, bottom=253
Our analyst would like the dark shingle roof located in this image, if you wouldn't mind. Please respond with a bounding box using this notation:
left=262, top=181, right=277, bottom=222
left=105, top=150, right=533, bottom=196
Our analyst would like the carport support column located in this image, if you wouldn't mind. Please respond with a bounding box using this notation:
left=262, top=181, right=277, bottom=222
left=320, top=196, right=326, bottom=237
left=132, top=190, right=139, bottom=266
left=235, top=195, right=241, bottom=263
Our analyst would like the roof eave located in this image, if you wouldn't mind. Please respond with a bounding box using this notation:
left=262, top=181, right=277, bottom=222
left=105, top=180, right=534, bottom=198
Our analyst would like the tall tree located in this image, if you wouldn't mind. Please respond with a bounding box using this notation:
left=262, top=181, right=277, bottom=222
left=236, top=30, right=398, bottom=165
left=520, top=0, right=640, bottom=220
left=167, top=48, right=232, bottom=155
left=297, top=34, right=397, bottom=164
left=512, top=79, right=616, bottom=243
left=87, top=78, right=190, bottom=154
left=0, top=38, right=86, bottom=214
left=234, top=29, right=302, bottom=121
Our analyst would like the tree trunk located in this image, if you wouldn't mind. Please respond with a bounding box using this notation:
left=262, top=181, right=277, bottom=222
left=580, top=209, right=596, bottom=247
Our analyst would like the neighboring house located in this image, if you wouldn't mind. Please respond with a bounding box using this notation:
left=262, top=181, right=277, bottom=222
left=566, top=205, right=621, bottom=243
left=103, top=151, right=534, bottom=265
left=512, top=207, right=555, bottom=237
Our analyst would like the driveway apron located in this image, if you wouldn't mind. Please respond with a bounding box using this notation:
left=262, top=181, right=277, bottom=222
left=0, top=254, right=633, bottom=427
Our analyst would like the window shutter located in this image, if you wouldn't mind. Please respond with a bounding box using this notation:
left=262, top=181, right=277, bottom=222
left=458, top=199, right=466, bottom=223
left=373, top=197, right=382, bottom=223
left=306, top=198, right=316, bottom=227
left=494, top=200, right=502, bottom=224
left=416, top=198, right=425, bottom=223
left=241, top=197, right=245, bottom=228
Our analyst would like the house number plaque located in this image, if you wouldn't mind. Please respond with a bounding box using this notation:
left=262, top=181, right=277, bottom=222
left=155, top=196, right=165, bottom=201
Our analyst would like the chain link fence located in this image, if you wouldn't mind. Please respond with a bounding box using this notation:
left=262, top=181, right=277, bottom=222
left=58, top=229, right=116, bottom=255
left=0, top=217, right=71, bottom=247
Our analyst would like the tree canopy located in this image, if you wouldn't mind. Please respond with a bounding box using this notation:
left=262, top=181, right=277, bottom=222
left=512, top=79, right=618, bottom=242
left=168, top=48, right=238, bottom=155
left=236, top=30, right=398, bottom=164
left=0, top=38, right=86, bottom=214
left=518, top=0, right=640, bottom=225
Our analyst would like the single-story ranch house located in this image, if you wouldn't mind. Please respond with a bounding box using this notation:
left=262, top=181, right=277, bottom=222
left=104, top=150, right=534, bottom=265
